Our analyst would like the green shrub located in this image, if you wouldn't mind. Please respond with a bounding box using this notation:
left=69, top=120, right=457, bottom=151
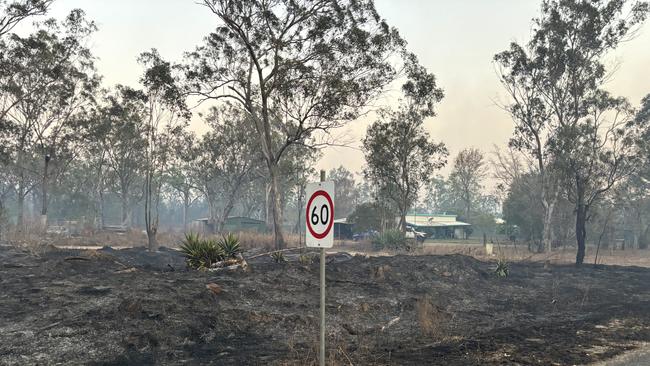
left=372, top=229, right=410, bottom=251
left=180, top=233, right=224, bottom=269
left=495, top=258, right=509, bottom=278
left=270, top=250, right=287, bottom=263
left=218, top=233, right=241, bottom=259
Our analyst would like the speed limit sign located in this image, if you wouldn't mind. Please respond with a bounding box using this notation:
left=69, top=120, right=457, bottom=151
left=305, top=181, right=335, bottom=248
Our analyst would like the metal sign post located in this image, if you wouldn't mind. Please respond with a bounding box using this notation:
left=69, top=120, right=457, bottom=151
left=305, top=170, right=334, bottom=366
left=319, top=170, right=326, bottom=366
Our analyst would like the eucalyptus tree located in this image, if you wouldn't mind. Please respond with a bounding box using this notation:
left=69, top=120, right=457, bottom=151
left=449, top=148, right=487, bottom=222
left=138, top=49, right=190, bottom=250
left=328, top=166, right=359, bottom=219
left=93, top=86, right=148, bottom=228
left=0, top=9, right=99, bottom=228
left=166, top=130, right=198, bottom=232
left=0, top=0, right=52, bottom=38
left=495, top=0, right=649, bottom=263
left=193, top=104, right=262, bottom=233
left=184, top=0, right=440, bottom=249
left=363, top=106, right=448, bottom=232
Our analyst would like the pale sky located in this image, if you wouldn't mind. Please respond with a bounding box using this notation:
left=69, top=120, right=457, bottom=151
left=42, top=0, right=650, bottom=177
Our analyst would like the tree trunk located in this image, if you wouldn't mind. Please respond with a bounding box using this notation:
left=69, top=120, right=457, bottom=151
left=121, top=195, right=130, bottom=227
left=398, top=208, right=407, bottom=233
left=542, top=201, right=555, bottom=253
left=182, top=191, right=189, bottom=233
left=98, top=189, right=105, bottom=230
left=40, top=156, right=49, bottom=229
left=540, top=186, right=558, bottom=253
left=268, top=163, right=285, bottom=250
left=17, top=182, right=25, bottom=231
left=575, top=203, right=587, bottom=266
left=216, top=196, right=237, bottom=233
left=147, top=228, right=158, bottom=251
left=144, top=172, right=158, bottom=251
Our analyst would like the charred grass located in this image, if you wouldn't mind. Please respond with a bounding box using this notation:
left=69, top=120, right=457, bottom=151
left=0, top=243, right=649, bottom=365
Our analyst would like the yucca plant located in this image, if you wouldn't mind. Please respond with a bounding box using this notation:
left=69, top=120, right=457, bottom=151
left=218, top=233, right=241, bottom=259
left=180, top=233, right=224, bottom=269
left=495, top=258, right=509, bottom=278
left=270, top=250, right=287, bottom=263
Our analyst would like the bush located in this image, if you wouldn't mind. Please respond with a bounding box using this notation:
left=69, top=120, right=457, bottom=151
left=270, top=250, right=287, bottom=263
left=179, top=233, right=223, bottom=269
left=180, top=233, right=242, bottom=269
left=372, top=229, right=410, bottom=251
left=495, top=258, right=509, bottom=278
left=218, top=233, right=241, bottom=258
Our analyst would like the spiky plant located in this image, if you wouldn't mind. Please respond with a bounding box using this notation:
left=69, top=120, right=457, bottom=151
left=180, top=233, right=224, bottom=269
left=218, top=233, right=241, bottom=259
left=270, top=250, right=287, bottom=263
left=495, top=258, right=509, bottom=278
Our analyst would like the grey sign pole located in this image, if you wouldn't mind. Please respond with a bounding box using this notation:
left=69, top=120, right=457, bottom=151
left=319, top=169, right=326, bottom=366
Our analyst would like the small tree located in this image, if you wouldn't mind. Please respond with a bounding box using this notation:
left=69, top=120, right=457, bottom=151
left=328, top=166, right=359, bottom=219
left=166, top=130, right=198, bottom=232
left=449, top=148, right=487, bottom=223
left=139, top=49, right=189, bottom=251
left=363, top=106, right=448, bottom=232
left=192, top=104, right=261, bottom=233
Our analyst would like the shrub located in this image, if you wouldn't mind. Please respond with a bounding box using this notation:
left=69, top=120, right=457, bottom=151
left=299, top=252, right=315, bottom=265
left=180, top=233, right=224, bottom=269
left=372, top=229, right=410, bottom=251
left=495, top=258, right=509, bottom=278
left=270, top=250, right=287, bottom=263
left=218, top=233, right=241, bottom=259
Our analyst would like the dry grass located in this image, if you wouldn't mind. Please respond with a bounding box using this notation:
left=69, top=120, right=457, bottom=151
left=416, top=296, right=446, bottom=338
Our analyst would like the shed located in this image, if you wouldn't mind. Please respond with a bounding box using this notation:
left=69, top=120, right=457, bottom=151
left=191, top=216, right=267, bottom=234
left=400, top=213, right=471, bottom=239
left=334, top=218, right=353, bottom=240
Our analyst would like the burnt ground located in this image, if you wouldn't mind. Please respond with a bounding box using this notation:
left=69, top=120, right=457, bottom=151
left=1, top=244, right=650, bottom=365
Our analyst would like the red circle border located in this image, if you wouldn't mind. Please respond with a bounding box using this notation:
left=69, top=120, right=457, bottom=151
left=306, top=190, right=334, bottom=240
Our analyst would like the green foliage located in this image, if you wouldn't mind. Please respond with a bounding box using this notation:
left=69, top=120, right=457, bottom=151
left=495, top=259, right=509, bottom=278
left=372, top=229, right=410, bottom=252
left=363, top=106, right=448, bottom=228
left=218, top=233, right=241, bottom=259
left=179, top=233, right=223, bottom=269
left=348, top=202, right=393, bottom=233
left=270, top=251, right=287, bottom=264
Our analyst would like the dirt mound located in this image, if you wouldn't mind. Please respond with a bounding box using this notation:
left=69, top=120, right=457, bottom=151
left=1, top=245, right=649, bottom=365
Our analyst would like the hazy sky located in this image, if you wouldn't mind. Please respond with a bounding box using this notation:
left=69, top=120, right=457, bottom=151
left=42, top=0, right=650, bottom=177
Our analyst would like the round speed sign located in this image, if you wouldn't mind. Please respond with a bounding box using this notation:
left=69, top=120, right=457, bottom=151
left=306, top=190, right=334, bottom=239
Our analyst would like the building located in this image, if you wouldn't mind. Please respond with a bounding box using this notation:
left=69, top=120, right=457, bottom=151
left=191, top=216, right=267, bottom=234
left=400, top=213, right=471, bottom=239
left=334, top=218, right=353, bottom=240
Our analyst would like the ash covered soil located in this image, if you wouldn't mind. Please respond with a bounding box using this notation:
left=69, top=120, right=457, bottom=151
left=1, top=245, right=650, bottom=365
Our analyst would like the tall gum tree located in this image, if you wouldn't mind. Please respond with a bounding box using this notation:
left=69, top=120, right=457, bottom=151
left=0, top=9, right=99, bottom=229
left=139, top=49, right=189, bottom=251
left=496, top=0, right=649, bottom=263
left=184, top=0, right=440, bottom=249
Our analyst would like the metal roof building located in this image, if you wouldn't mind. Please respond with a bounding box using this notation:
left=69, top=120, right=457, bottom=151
left=401, top=213, right=471, bottom=239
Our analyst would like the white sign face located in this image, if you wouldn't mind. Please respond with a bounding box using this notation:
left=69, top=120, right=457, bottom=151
left=305, top=181, right=335, bottom=248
